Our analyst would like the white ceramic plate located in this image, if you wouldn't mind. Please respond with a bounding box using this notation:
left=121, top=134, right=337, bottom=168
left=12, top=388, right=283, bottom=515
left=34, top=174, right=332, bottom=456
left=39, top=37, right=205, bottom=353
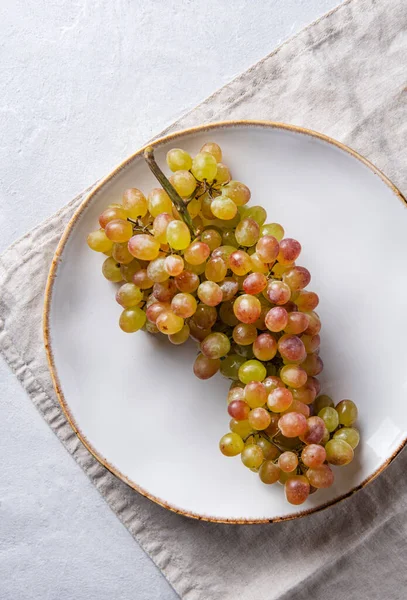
left=44, top=121, right=407, bottom=523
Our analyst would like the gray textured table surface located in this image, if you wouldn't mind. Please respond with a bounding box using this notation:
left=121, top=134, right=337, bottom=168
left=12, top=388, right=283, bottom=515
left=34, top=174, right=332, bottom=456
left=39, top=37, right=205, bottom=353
left=0, top=1, right=341, bottom=598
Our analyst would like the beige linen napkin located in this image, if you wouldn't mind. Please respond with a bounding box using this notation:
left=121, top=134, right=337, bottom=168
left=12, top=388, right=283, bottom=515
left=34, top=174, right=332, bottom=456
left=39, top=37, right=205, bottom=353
left=1, top=0, right=407, bottom=598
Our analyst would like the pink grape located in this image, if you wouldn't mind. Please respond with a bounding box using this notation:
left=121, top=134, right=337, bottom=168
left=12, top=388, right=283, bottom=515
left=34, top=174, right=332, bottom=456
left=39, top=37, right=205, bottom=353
left=278, top=334, right=307, bottom=363
left=248, top=407, right=271, bottom=430
left=265, top=307, right=288, bottom=332
left=278, top=412, right=308, bottom=437
left=197, top=281, right=223, bottom=306
left=285, top=476, right=310, bottom=505
left=99, top=206, right=127, bottom=228
left=133, top=269, right=153, bottom=290
left=266, top=280, right=291, bottom=305
left=244, top=381, right=268, bottom=408
left=233, top=294, right=261, bottom=324
left=228, top=401, right=250, bottom=421
left=278, top=451, right=298, bottom=472
left=146, top=301, right=171, bottom=323
left=219, top=277, right=239, bottom=302
left=284, top=312, right=310, bottom=335
left=243, top=273, right=267, bottom=295
left=295, top=291, right=319, bottom=311
left=193, top=354, right=221, bottom=379
left=259, top=461, right=281, bottom=484
left=256, top=235, right=279, bottom=263
left=301, top=444, right=326, bottom=468
left=164, top=254, right=184, bottom=276
left=277, top=238, right=301, bottom=265
left=301, top=333, right=321, bottom=354
left=105, top=219, right=133, bottom=243
left=282, top=266, right=311, bottom=291
left=175, top=270, right=200, bottom=293
left=253, top=333, right=277, bottom=361
left=301, top=353, right=324, bottom=376
left=292, top=381, right=317, bottom=404
left=128, top=233, right=160, bottom=260
left=306, top=464, right=334, bottom=488
left=171, top=293, right=197, bottom=318
left=263, top=376, right=284, bottom=394
left=153, top=279, right=177, bottom=302
left=282, top=399, right=310, bottom=418
left=300, top=416, right=326, bottom=445
left=184, top=241, right=211, bottom=265
left=153, top=213, right=174, bottom=243
left=267, top=387, right=293, bottom=413
left=303, top=311, right=321, bottom=335
left=229, top=250, right=252, bottom=276
left=228, top=387, right=245, bottom=403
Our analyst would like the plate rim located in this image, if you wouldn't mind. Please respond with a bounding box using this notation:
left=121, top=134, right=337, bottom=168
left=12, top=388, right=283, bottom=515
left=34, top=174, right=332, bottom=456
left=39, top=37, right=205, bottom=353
left=43, top=119, right=407, bottom=524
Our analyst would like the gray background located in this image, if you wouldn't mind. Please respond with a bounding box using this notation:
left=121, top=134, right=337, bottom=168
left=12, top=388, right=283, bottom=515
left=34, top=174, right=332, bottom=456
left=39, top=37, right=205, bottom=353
left=0, top=1, right=341, bottom=598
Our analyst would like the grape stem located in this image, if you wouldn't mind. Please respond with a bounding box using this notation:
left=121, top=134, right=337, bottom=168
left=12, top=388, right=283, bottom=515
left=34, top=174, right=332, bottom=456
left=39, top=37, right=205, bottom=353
left=143, top=146, right=197, bottom=237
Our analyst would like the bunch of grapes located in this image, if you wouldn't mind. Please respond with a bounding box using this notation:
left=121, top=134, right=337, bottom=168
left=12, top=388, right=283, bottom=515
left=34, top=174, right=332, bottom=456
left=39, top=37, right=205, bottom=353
left=87, top=141, right=360, bottom=506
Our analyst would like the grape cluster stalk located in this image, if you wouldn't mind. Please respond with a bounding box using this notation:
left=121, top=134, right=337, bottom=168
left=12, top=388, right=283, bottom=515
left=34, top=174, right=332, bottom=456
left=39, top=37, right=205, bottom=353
left=87, top=141, right=360, bottom=506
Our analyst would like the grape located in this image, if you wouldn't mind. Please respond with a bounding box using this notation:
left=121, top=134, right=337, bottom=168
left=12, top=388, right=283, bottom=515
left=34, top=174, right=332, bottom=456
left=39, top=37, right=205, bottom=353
left=321, top=427, right=330, bottom=446
left=256, top=235, right=279, bottom=263
left=241, top=444, right=264, bottom=468
left=284, top=312, right=310, bottom=335
left=166, top=221, right=191, bottom=250
left=252, top=333, right=277, bottom=361
left=105, top=219, right=133, bottom=243
left=303, top=311, right=321, bottom=336
left=193, top=353, right=220, bottom=380
left=259, top=460, right=281, bottom=484
left=318, top=407, right=339, bottom=432
left=156, top=311, right=184, bottom=335
left=219, top=302, right=239, bottom=326
left=99, top=206, right=128, bottom=228
left=191, top=304, right=215, bottom=330
left=205, top=257, right=227, bottom=282
left=87, top=229, right=114, bottom=253
left=285, top=476, right=310, bottom=505
left=184, top=241, right=210, bottom=265
left=295, top=290, right=319, bottom=311
left=212, top=245, right=236, bottom=265
left=119, top=307, right=146, bottom=333
left=306, top=464, right=334, bottom=488
left=197, top=281, right=223, bottom=306
left=122, top=188, right=148, bottom=218
left=148, top=189, right=173, bottom=217
left=171, top=293, right=197, bottom=318
left=278, top=334, right=307, bottom=363
left=265, top=307, right=288, bottom=332
left=112, top=242, right=134, bottom=265
left=221, top=181, right=251, bottom=206
left=282, top=266, right=311, bottom=291
left=301, top=333, right=320, bottom=353
left=263, top=376, right=284, bottom=394
left=235, top=218, right=260, bottom=247
left=241, top=273, right=266, bottom=296
left=169, top=324, right=190, bottom=345
left=153, top=213, right=174, bottom=243
left=128, top=234, right=160, bottom=261
left=282, top=399, right=310, bottom=418
left=222, top=229, right=238, bottom=247
left=228, top=400, right=250, bottom=421
left=210, top=197, right=238, bottom=220
left=243, top=205, right=267, bottom=226
left=168, top=170, right=196, bottom=197
left=244, top=381, right=267, bottom=408
left=336, top=399, right=358, bottom=426
left=232, top=323, right=257, bottom=346
left=313, top=394, right=334, bottom=414
left=166, top=148, right=192, bottom=171
left=230, top=419, right=253, bottom=438
left=278, top=451, right=298, bottom=472
left=325, top=439, right=354, bottom=466
left=201, top=229, right=222, bottom=251
left=300, top=416, right=326, bottom=445
left=278, top=470, right=296, bottom=485
left=175, top=270, right=199, bottom=293
left=220, top=433, right=244, bottom=457
left=219, top=278, right=239, bottom=302
left=233, top=294, right=261, bottom=325
left=146, top=301, right=171, bottom=324
left=267, top=387, right=293, bottom=413
left=261, top=223, right=284, bottom=241
left=308, top=377, right=321, bottom=396
left=229, top=250, right=252, bottom=276
left=147, top=257, right=169, bottom=283
left=291, top=380, right=316, bottom=403
left=153, top=279, right=177, bottom=302
left=133, top=269, right=153, bottom=290
left=248, top=407, right=271, bottom=430
left=301, top=444, right=326, bottom=468
left=201, top=194, right=215, bottom=219
left=116, top=283, right=143, bottom=307
left=238, top=360, right=267, bottom=384
left=214, top=163, right=231, bottom=185
left=277, top=238, right=302, bottom=265
left=256, top=437, right=280, bottom=460
left=200, top=142, right=222, bottom=162
left=102, top=257, right=123, bottom=282
left=164, top=254, right=184, bottom=276
left=333, top=427, right=360, bottom=449
left=278, top=412, right=308, bottom=437
left=266, top=281, right=291, bottom=306
left=121, top=260, right=141, bottom=282
left=228, top=386, right=245, bottom=402
left=249, top=252, right=268, bottom=274
left=201, top=332, right=231, bottom=359
left=301, top=353, right=324, bottom=376
left=220, top=354, right=246, bottom=379
left=188, top=320, right=211, bottom=342
left=192, top=152, right=218, bottom=181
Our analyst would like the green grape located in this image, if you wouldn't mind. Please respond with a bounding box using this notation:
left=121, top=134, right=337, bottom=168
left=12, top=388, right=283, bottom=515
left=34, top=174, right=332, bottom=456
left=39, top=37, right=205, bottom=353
left=214, top=163, right=231, bottom=185
left=116, top=283, right=143, bottom=307
left=211, top=197, right=237, bottom=220
left=256, top=437, right=280, bottom=460
left=230, top=418, right=253, bottom=438
left=249, top=252, right=268, bottom=274
left=191, top=152, right=218, bottom=181
left=278, top=451, right=298, bottom=473
left=171, top=293, right=197, bottom=318
left=325, top=439, right=354, bottom=466
left=197, top=281, right=223, bottom=306
left=232, top=323, right=257, bottom=346
left=280, top=364, right=308, bottom=389
left=313, top=394, right=334, bottom=414
left=221, top=181, right=251, bottom=206
left=285, top=476, right=310, bottom=505
left=211, top=245, right=236, bottom=265
left=200, top=142, right=222, bottom=162
left=120, top=259, right=141, bottom=282
left=248, top=407, right=271, bottom=430
left=122, top=188, right=148, bottom=218
left=244, top=205, right=267, bottom=226
left=187, top=197, right=202, bottom=218
left=220, top=354, right=246, bottom=380
left=259, top=460, right=281, bottom=484
left=335, top=399, right=358, bottom=426
left=235, top=218, right=260, bottom=247
left=318, top=407, right=339, bottom=432
left=222, top=229, right=238, bottom=247
left=244, top=381, right=267, bottom=408
left=169, top=323, right=190, bottom=345
left=238, top=360, right=267, bottom=384
left=219, top=432, right=244, bottom=457
left=267, top=388, right=293, bottom=413
left=218, top=302, right=238, bottom=326
left=119, top=307, right=146, bottom=332
left=147, top=257, right=170, bottom=283
left=99, top=206, right=128, bottom=228
left=278, top=470, right=296, bottom=485
left=148, top=188, right=173, bottom=217
left=205, top=257, right=227, bottom=282
left=200, top=194, right=215, bottom=219
left=193, top=353, right=220, bottom=379
left=241, top=444, right=264, bottom=468
left=128, top=234, right=160, bottom=261
left=105, top=219, right=133, bottom=243
left=87, top=229, right=114, bottom=253
left=253, top=333, right=277, bottom=361
left=153, top=212, right=174, bottom=243
left=261, top=223, right=284, bottom=241
left=166, top=221, right=191, bottom=250
left=166, top=148, right=192, bottom=172
left=200, top=228, right=222, bottom=251
left=201, top=332, right=231, bottom=359
left=184, top=241, right=211, bottom=265
left=233, top=294, right=261, bottom=325
left=164, top=254, right=184, bottom=276
left=102, top=257, right=123, bottom=282
left=333, top=427, right=360, bottom=449
left=169, top=170, right=196, bottom=197
left=156, top=311, right=184, bottom=335
left=306, top=464, right=334, bottom=488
